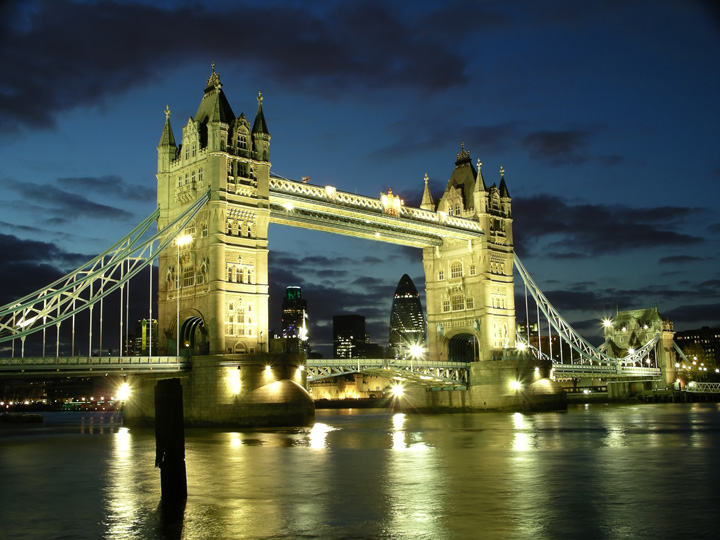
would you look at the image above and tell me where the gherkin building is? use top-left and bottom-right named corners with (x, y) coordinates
top-left (389, 274), bottom-right (427, 358)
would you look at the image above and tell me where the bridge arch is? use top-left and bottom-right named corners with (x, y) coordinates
top-left (446, 332), bottom-right (479, 362)
top-left (178, 310), bottom-right (208, 355)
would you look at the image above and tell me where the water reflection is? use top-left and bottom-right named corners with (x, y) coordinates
top-left (3, 405), bottom-right (720, 539)
top-left (308, 422), bottom-right (336, 449)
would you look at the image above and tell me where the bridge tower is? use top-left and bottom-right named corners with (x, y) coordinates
top-left (422, 145), bottom-right (515, 362)
top-left (156, 65), bottom-right (270, 355)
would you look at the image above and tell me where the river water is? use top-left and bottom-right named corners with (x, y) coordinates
top-left (1, 403), bottom-right (718, 540)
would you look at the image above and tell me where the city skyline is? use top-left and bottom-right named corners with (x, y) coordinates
top-left (1, 0), bottom-right (719, 356)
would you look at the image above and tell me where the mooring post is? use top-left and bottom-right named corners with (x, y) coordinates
top-left (155, 378), bottom-right (187, 500)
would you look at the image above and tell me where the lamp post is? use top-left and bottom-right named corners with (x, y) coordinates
top-left (175, 234), bottom-right (193, 357)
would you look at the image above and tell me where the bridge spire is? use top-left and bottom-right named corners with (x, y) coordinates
top-left (499, 166), bottom-right (510, 198)
top-left (420, 173), bottom-right (434, 211)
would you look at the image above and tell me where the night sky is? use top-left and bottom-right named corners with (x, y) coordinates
top-left (1, 0), bottom-right (718, 357)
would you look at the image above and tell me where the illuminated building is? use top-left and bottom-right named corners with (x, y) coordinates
top-left (388, 274), bottom-right (426, 358)
top-left (675, 326), bottom-right (720, 365)
top-left (281, 286), bottom-right (308, 342)
top-left (333, 315), bottom-right (366, 358)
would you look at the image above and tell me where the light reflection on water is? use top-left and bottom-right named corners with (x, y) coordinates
top-left (1, 403), bottom-right (720, 539)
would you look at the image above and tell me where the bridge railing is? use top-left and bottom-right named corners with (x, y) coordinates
top-left (686, 381), bottom-right (720, 393)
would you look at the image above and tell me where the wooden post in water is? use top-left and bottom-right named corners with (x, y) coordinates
top-left (155, 378), bottom-right (187, 500)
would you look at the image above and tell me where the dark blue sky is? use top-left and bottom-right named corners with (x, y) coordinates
top-left (1, 0), bottom-right (718, 355)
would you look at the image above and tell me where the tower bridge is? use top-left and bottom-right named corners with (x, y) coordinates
top-left (0, 65), bottom-right (683, 424)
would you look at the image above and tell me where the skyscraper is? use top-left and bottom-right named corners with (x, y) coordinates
top-left (388, 274), bottom-right (426, 358)
top-left (333, 315), bottom-right (366, 358)
top-left (281, 286), bottom-right (308, 342)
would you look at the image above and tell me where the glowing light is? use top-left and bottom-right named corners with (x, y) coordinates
top-left (229, 368), bottom-right (241, 395)
top-left (408, 344), bottom-right (425, 359)
top-left (675, 363), bottom-right (680, 368)
top-left (324, 185), bottom-right (336, 198)
top-left (117, 383), bottom-right (131, 401)
top-left (391, 384), bottom-right (404, 398)
top-left (283, 202), bottom-right (294, 211)
top-left (517, 342), bottom-right (527, 351)
top-left (175, 234), bottom-right (192, 247)
top-left (627, 348), bottom-right (635, 355)
top-left (265, 365), bottom-right (272, 372)
top-left (510, 380), bottom-right (522, 391)
top-left (603, 319), bottom-right (613, 328)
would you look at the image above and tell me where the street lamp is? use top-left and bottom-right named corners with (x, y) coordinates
top-left (175, 234), bottom-right (192, 357)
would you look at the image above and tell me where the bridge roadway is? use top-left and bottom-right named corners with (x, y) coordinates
top-left (0, 356), bottom-right (188, 377)
top-left (307, 358), bottom-right (663, 387)
top-left (0, 356), bottom-right (661, 384)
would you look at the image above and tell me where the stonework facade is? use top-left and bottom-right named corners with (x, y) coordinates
top-left (156, 65), bottom-right (270, 355)
top-left (423, 146), bottom-right (516, 362)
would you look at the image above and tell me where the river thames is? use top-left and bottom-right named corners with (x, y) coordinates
top-left (1, 403), bottom-right (718, 539)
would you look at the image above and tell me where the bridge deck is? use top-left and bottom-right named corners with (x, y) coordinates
top-left (0, 356), bottom-right (189, 376)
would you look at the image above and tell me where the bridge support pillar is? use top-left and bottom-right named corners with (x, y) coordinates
top-left (125, 354), bottom-right (314, 428)
top-left (155, 379), bottom-right (187, 500)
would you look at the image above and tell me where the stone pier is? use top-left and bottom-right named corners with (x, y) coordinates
top-left (124, 353), bottom-right (314, 427)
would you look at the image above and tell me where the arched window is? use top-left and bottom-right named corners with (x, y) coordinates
top-left (182, 260), bottom-right (194, 287)
top-left (450, 261), bottom-right (462, 279)
top-left (455, 203), bottom-right (461, 215)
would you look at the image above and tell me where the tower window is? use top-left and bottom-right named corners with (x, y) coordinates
top-left (198, 168), bottom-right (203, 183)
top-left (442, 299), bottom-right (450, 312)
top-left (450, 261), bottom-right (462, 279)
top-left (470, 264), bottom-right (476, 276)
top-left (451, 295), bottom-right (464, 311)
top-left (438, 269), bottom-right (445, 281)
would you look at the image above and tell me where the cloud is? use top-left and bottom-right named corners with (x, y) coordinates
top-left (3, 178), bottom-right (134, 222)
top-left (659, 255), bottom-right (707, 265)
top-left (522, 127), bottom-right (599, 166)
top-left (58, 175), bottom-right (155, 202)
top-left (513, 194), bottom-right (706, 257)
top-left (0, 233), bottom-right (89, 305)
top-left (0, 0), bottom-right (473, 134)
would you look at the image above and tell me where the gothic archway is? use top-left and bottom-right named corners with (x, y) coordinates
top-left (180, 315), bottom-right (209, 355)
top-left (447, 334), bottom-right (478, 362)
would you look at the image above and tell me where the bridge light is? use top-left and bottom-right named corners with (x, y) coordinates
top-left (283, 202), bottom-right (294, 211)
top-left (408, 344), bottom-right (425, 359)
top-left (117, 383), bottom-right (131, 401)
top-left (602, 319), bottom-right (612, 328)
top-left (627, 348), bottom-right (635, 355)
top-left (176, 234), bottom-right (193, 247)
top-left (517, 342), bottom-right (527, 351)
top-left (391, 384), bottom-right (404, 398)
top-left (229, 368), bottom-right (241, 395)
top-left (510, 380), bottom-right (522, 391)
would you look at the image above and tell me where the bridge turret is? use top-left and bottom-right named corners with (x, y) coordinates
top-left (472, 158), bottom-right (487, 216)
top-left (157, 105), bottom-right (178, 220)
top-left (420, 173), bottom-right (435, 211)
top-left (252, 92), bottom-right (270, 163)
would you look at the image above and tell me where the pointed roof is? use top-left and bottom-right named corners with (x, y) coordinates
top-left (253, 92), bottom-right (270, 135)
top-left (421, 173), bottom-right (434, 210)
top-left (499, 166), bottom-right (510, 198)
top-left (158, 105), bottom-right (177, 148)
top-left (474, 158), bottom-right (486, 193)
top-left (194, 62), bottom-right (235, 124)
top-left (252, 91), bottom-right (269, 135)
top-left (394, 274), bottom-right (420, 298)
top-left (442, 142), bottom-right (478, 208)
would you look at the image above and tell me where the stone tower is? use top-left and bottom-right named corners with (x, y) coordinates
top-left (423, 145), bottom-right (515, 362)
top-left (156, 64), bottom-right (271, 355)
